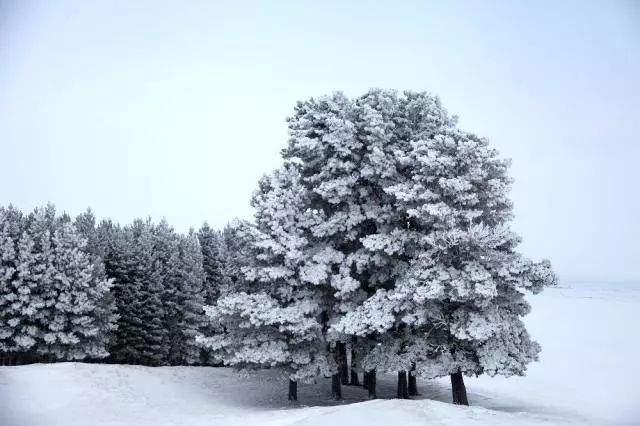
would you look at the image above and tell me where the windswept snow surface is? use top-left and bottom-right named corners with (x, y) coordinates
top-left (1, 282), bottom-right (639, 425)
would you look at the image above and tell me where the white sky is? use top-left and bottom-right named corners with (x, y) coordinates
top-left (1, 1), bottom-right (638, 281)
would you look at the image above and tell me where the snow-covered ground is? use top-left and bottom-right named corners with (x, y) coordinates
top-left (1, 282), bottom-right (638, 426)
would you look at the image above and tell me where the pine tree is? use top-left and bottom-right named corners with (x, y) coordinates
top-left (199, 167), bottom-right (332, 401)
top-left (324, 90), bottom-right (557, 405)
top-left (281, 93), bottom-right (371, 399)
top-left (177, 231), bottom-right (206, 365)
top-left (197, 222), bottom-right (225, 305)
top-left (0, 206), bottom-right (24, 363)
top-left (74, 209), bottom-right (103, 258)
top-left (153, 219), bottom-right (182, 365)
top-left (38, 221), bottom-right (115, 360)
top-left (100, 219), bottom-right (167, 365)
top-left (96, 219), bottom-right (136, 363)
top-left (9, 206), bottom-right (59, 362)
top-left (74, 209), bottom-right (119, 361)
top-left (278, 89), bottom-right (556, 404)
top-left (6, 230), bottom-right (44, 362)
top-left (128, 219), bottom-right (168, 365)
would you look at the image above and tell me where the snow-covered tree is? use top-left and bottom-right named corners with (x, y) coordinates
top-left (324, 90), bottom-right (557, 404)
top-left (8, 205), bottom-right (59, 362)
top-left (73, 210), bottom-right (119, 360)
top-left (177, 231), bottom-right (206, 365)
top-left (1, 205), bottom-right (118, 363)
top-left (37, 221), bottom-right (116, 360)
top-left (199, 166), bottom-right (332, 401)
top-left (95, 219), bottom-right (136, 362)
top-left (126, 219), bottom-right (168, 365)
top-left (153, 220), bottom-right (183, 365)
top-left (102, 219), bottom-right (167, 365)
top-left (74, 209), bottom-right (103, 258)
top-left (0, 206), bottom-right (24, 362)
top-left (197, 223), bottom-right (225, 306)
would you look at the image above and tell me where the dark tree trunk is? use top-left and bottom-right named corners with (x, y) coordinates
top-left (408, 364), bottom-right (419, 396)
top-left (288, 379), bottom-right (297, 401)
top-left (349, 339), bottom-right (360, 386)
top-left (451, 371), bottom-right (469, 405)
top-left (363, 371), bottom-right (369, 389)
top-left (331, 374), bottom-right (342, 400)
top-left (367, 369), bottom-right (377, 399)
top-left (337, 342), bottom-right (349, 385)
top-left (350, 369), bottom-right (360, 386)
top-left (397, 371), bottom-right (409, 399)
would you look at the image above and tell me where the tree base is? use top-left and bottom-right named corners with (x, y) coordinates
top-left (331, 374), bottom-right (343, 400)
top-left (397, 371), bottom-right (409, 399)
top-left (288, 379), bottom-right (297, 402)
top-left (367, 369), bottom-right (377, 399)
top-left (349, 369), bottom-right (360, 386)
top-left (451, 371), bottom-right (469, 406)
top-left (408, 372), bottom-right (419, 396)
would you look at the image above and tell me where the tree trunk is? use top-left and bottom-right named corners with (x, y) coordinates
top-left (363, 371), bottom-right (369, 389)
top-left (337, 342), bottom-right (349, 385)
top-left (408, 364), bottom-right (419, 396)
top-left (331, 374), bottom-right (342, 400)
top-left (349, 341), bottom-right (360, 386)
top-left (288, 379), bottom-right (297, 401)
top-left (367, 369), bottom-right (377, 399)
top-left (350, 369), bottom-right (360, 386)
top-left (451, 371), bottom-right (469, 405)
top-left (397, 371), bottom-right (409, 399)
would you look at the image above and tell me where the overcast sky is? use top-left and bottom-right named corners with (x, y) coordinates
top-left (1, 1), bottom-right (638, 282)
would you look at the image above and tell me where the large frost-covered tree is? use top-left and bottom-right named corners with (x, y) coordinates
top-left (279, 93), bottom-right (385, 399)
top-left (217, 89), bottom-right (556, 403)
top-left (323, 90), bottom-right (557, 404)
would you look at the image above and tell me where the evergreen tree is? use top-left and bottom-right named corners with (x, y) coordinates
top-left (0, 206), bottom-right (24, 362)
top-left (38, 221), bottom-right (115, 360)
top-left (177, 231), bottom-right (206, 365)
top-left (12, 206), bottom-right (58, 362)
top-left (74, 209), bottom-right (119, 360)
top-left (197, 222), bottom-right (225, 306)
top-left (127, 219), bottom-right (168, 365)
top-left (74, 209), bottom-right (103, 258)
top-left (256, 89), bottom-right (557, 402)
top-left (96, 219), bottom-right (136, 363)
top-left (199, 167), bottom-right (332, 401)
top-left (100, 219), bottom-right (167, 365)
top-left (326, 90), bottom-right (557, 404)
top-left (154, 219), bottom-right (182, 365)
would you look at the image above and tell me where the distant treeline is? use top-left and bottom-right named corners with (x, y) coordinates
top-left (0, 203), bottom-right (237, 366)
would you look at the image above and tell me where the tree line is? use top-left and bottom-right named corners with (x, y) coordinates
top-left (0, 204), bottom-right (237, 367)
top-left (0, 89), bottom-right (556, 406)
